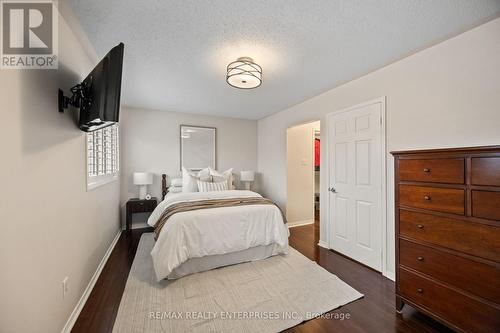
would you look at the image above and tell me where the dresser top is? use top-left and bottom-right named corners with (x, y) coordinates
top-left (390, 145), bottom-right (500, 156)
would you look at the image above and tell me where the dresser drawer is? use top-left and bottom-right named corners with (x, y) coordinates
top-left (471, 157), bottom-right (500, 186)
top-left (399, 210), bottom-right (500, 262)
top-left (399, 239), bottom-right (500, 303)
top-left (398, 158), bottom-right (464, 184)
top-left (399, 268), bottom-right (500, 333)
top-left (399, 185), bottom-right (464, 215)
top-left (472, 190), bottom-right (500, 221)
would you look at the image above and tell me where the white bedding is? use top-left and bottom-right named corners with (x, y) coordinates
top-left (168, 244), bottom-right (280, 279)
top-left (147, 190), bottom-right (289, 280)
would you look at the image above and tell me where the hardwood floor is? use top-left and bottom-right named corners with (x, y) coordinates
top-left (72, 224), bottom-right (453, 333)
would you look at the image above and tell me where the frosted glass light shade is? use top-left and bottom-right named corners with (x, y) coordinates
top-left (226, 57), bottom-right (262, 89)
top-left (133, 172), bottom-right (153, 185)
top-left (240, 171), bottom-right (255, 182)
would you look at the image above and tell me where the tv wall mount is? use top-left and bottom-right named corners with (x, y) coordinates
top-left (58, 78), bottom-right (93, 113)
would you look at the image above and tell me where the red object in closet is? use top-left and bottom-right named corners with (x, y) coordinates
top-left (315, 139), bottom-right (320, 167)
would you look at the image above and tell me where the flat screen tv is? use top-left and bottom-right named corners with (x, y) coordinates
top-left (59, 42), bottom-right (124, 132)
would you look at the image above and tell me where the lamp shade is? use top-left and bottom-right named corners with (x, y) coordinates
top-left (226, 57), bottom-right (262, 89)
top-left (133, 172), bottom-right (153, 185)
top-left (240, 171), bottom-right (255, 182)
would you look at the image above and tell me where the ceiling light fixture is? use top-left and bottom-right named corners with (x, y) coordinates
top-left (226, 57), bottom-right (262, 89)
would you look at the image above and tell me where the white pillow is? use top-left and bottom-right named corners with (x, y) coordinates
top-left (182, 167), bottom-right (210, 192)
top-left (197, 180), bottom-right (228, 192)
top-left (170, 178), bottom-right (183, 187)
top-left (208, 167), bottom-right (234, 190)
top-left (169, 186), bottom-right (182, 193)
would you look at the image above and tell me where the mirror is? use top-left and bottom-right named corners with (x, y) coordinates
top-left (180, 125), bottom-right (216, 170)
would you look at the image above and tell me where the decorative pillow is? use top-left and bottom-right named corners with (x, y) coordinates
top-left (169, 186), bottom-right (182, 193)
top-left (208, 167), bottom-right (234, 190)
top-left (170, 178), bottom-right (183, 187)
top-left (197, 180), bottom-right (228, 192)
top-left (182, 167), bottom-right (210, 192)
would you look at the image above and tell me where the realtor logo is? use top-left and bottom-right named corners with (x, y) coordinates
top-left (1, 0), bottom-right (58, 69)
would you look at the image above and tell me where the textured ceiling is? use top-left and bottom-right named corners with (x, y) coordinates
top-left (68, 0), bottom-right (500, 120)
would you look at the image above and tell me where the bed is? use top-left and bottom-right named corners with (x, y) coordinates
top-left (146, 174), bottom-right (289, 281)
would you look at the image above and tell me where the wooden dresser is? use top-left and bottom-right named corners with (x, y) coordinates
top-left (392, 146), bottom-right (500, 333)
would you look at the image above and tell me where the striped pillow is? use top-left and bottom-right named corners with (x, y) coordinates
top-left (197, 180), bottom-right (228, 192)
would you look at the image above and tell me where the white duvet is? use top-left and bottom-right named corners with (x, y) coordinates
top-left (147, 190), bottom-right (289, 281)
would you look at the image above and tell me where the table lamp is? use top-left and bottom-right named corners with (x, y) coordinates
top-left (133, 172), bottom-right (153, 199)
top-left (240, 171), bottom-right (255, 190)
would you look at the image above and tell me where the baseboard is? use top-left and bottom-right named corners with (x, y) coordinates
top-left (317, 240), bottom-right (329, 249)
top-left (61, 230), bottom-right (122, 333)
top-left (287, 219), bottom-right (314, 228)
top-left (384, 270), bottom-right (396, 281)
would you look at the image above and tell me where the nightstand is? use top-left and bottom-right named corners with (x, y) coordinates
top-left (126, 198), bottom-right (157, 231)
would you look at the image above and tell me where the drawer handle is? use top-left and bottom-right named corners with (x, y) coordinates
top-left (417, 288), bottom-right (423, 294)
top-left (417, 224), bottom-right (424, 229)
top-left (423, 195), bottom-right (431, 201)
top-left (139, 202), bottom-right (144, 206)
top-left (417, 256), bottom-right (424, 261)
top-left (423, 168), bottom-right (431, 173)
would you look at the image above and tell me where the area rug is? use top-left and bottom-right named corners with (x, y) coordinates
top-left (112, 233), bottom-right (363, 333)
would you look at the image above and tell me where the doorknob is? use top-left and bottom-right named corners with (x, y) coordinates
top-left (330, 187), bottom-right (337, 193)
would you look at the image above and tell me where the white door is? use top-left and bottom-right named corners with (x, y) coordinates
top-left (327, 101), bottom-right (383, 271)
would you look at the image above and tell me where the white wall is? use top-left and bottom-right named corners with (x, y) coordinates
top-left (120, 107), bottom-right (258, 226)
top-left (286, 121), bottom-right (320, 224)
top-left (257, 18), bottom-right (500, 278)
top-left (0, 2), bottom-right (121, 333)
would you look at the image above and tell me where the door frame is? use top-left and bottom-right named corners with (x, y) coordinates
top-left (324, 97), bottom-right (389, 278)
top-left (285, 120), bottom-right (320, 227)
